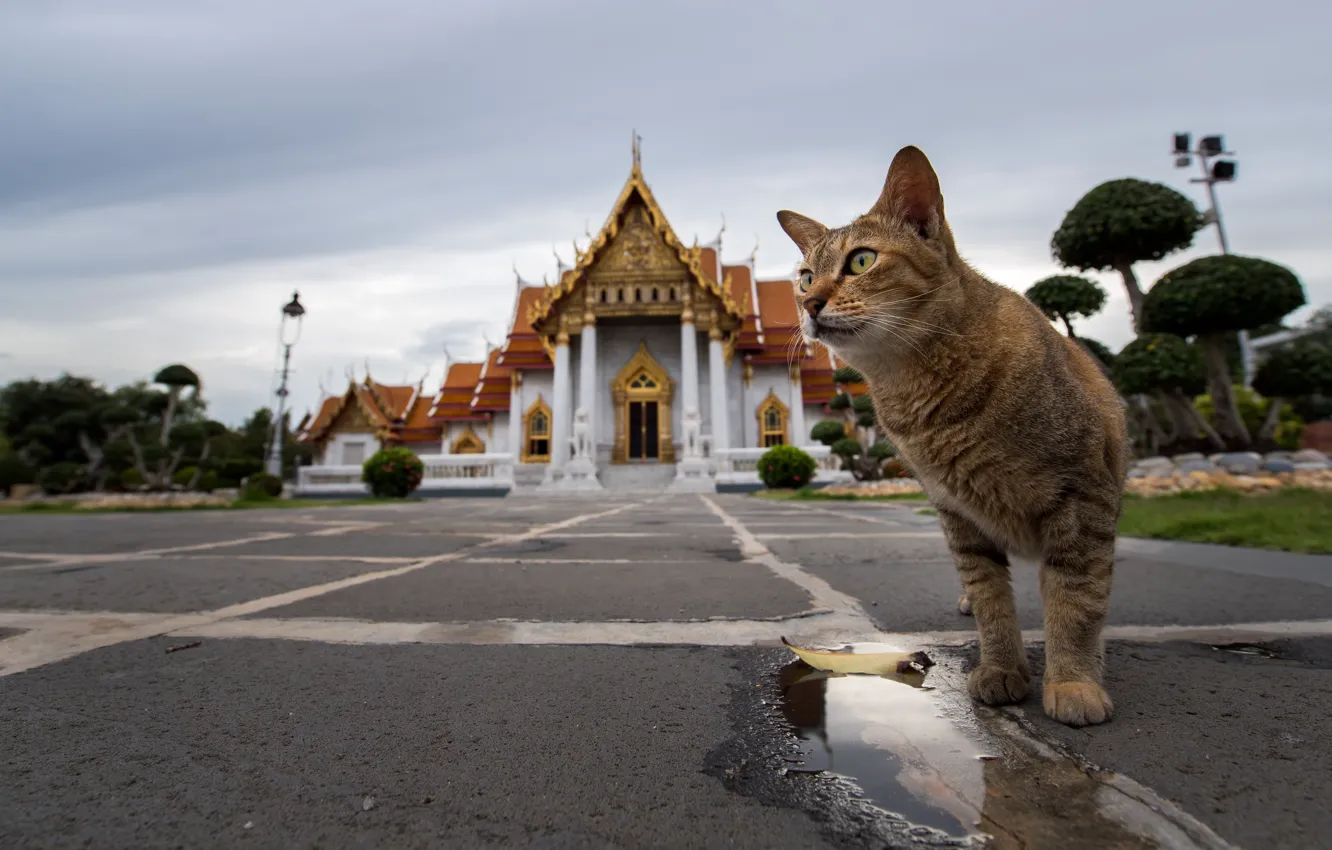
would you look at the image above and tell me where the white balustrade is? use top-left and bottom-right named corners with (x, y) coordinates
top-left (713, 445), bottom-right (851, 486)
top-left (295, 453), bottom-right (515, 496)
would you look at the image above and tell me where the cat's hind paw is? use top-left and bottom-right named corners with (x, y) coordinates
top-left (967, 664), bottom-right (1029, 705)
top-left (1043, 682), bottom-right (1114, 727)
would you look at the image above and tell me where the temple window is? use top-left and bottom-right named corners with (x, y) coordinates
top-left (757, 392), bottom-right (789, 448)
top-left (634, 287), bottom-right (642, 303)
top-left (669, 286), bottom-right (677, 301)
top-left (617, 288), bottom-right (625, 303)
top-left (600, 289), bottom-right (608, 304)
top-left (651, 287), bottom-right (659, 302)
top-left (523, 397), bottom-right (552, 463)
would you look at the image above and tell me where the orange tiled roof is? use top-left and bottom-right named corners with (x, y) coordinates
top-left (471, 348), bottom-right (512, 413)
top-left (724, 264), bottom-right (764, 352)
top-left (429, 362), bottom-right (488, 422)
top-left (498, 286), bottom-right (554, 372)
top-left (756, 278), bottom-right (799, 328)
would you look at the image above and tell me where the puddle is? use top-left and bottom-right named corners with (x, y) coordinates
top-left (778, 643), bottom-right (988, 842)
top-left (1210, 642), bottom-right (1282, 659)
top-left (773, 642), bottom-right (1233, 849)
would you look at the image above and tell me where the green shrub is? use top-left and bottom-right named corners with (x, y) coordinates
top-left (362, 447), bottom-right (424, 498)
top-left (757, 445), bottom-right (817, 490)
top-left (173, 466), bottom-right (199, 488)
top-left (0, 454), bottom-right (36, 496)
top-left (120, 467), bottom-right (145, 489)
top-left (827, 393), bottom-right (851, 411)
top-left (38, 462), bottom-right (83, 495)
top-left (242, 472), bottom-right (283, 501)
top-left (221, 457), bottom-right (264, 488)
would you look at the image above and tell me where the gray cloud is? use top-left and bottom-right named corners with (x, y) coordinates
top-left (1, 0), bottom-right (1329, 423)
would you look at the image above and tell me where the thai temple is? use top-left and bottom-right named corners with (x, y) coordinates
top-left (294, 140), bottom-right (851, 493)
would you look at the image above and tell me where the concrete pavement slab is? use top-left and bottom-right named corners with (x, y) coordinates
top-left (768, 537), bottom-right (1332, 632)
top-left (0, 557), bottom-right (396, 613)
top-left (0, 638), bottom-right (840, 850)
top-left (0, 514), bottom-right (295, 554)
top-left (221, 533), bottom-right (489, 559)
top-left (957, 638), bottom-right (1332, 850)
top-left (247, 559), bottom-right (816, 622)
top-left (481, 534), bottom-right (747, 563)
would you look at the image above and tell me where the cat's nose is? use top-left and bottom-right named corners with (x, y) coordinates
top-left (803, 296), bottom-right (827, 318)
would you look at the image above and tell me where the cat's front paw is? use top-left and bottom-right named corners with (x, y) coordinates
top-left (1043, 682), bottom-right (1114, 726)
top-left (967, 664), bottom-right (1030, 705)
top-left (957, 594), bottom-right (973, 616)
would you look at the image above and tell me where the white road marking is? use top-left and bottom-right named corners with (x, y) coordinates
top-left (700, 495), bottom-right (876, 628)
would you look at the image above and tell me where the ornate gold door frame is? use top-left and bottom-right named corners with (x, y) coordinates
top-left (611, 341), bottom-right (674, 464)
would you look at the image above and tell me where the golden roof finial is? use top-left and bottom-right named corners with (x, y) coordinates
top-left (631, 129), bottom-right (642, 171)
top-left (749, 234), bottom-right (760, 266)
top-left (584, 219), bottom-right (592, 239)
top-left (552, 244), bottom-right (567, 273)
top-left (572, 239), bottom-right (582, 262)
top-left (713, 213), bottom-right (726, 247)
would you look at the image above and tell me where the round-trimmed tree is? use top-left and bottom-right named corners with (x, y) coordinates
top-left (1142, 255), bottom-right (1306, 448)
top-left (1080, 338), bottom-right (1116, 370)
top-left (1051, 179), bottom-right (1204, 332)
top-left (1113, 333), bottom-right (1216, 454)
top-left (1024, 274), bottom-right (1107, 338)
top-left (153, 364), bottom-right (201, 447)
top-left (1252, 339), bottom-right (1332, 443)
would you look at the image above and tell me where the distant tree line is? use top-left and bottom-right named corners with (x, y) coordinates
top-left (0, 366), bottom-right (312, 496)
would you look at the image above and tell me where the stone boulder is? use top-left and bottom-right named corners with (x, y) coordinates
top-left (1215, 452), bottom-right (1261, 476)
top-left (1262, 459), bottom-right (1297, 474)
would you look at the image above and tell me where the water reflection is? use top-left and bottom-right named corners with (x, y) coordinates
top-left (778, 650), bottom-right (988, 839)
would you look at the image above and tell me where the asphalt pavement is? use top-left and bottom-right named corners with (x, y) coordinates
top-left (2, 494), bottom-right (1330, 849)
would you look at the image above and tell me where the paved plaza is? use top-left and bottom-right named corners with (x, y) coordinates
top-left (3, 495), bottom-right (1332, 849)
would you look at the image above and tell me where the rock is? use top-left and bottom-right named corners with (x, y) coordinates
top-left (1264, 451), bottom-right (1293, 461)
top-left (1173, 452), bottom-right (1206, 463)
top-left (1177, 460), bottom-right (1219, 475)
top-left (1127, 469), bottom-right (1147, 479)
top-left (1216, 453), bottom-right (1260, 475)
top-left (1139, 455), bottom-right (1175, 468)
top-left (1292, 449), bottom-right (1330, 465)
top-left (1262, 459), bottom-right (1296, 474)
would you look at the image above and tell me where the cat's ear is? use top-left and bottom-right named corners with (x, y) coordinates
top-left (776, 210), bottom-right (828, 255)
top-left (868, 146), bottom-right (944, 239)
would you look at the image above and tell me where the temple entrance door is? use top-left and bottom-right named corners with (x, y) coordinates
top-left (627, 400), bottom-right (660, 461)
top-left (611, 341), bottom-right (675, 464)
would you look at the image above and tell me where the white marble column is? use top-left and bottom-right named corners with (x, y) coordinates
top-left (549, 330), bottom-right (572, 474)
top-left (508, 375), bottom-right (522, 457)
top-left (680, 320), bottom-right (700, 415)
top-left (707, 328), bottom-right (728, 454)
top-left (790, 367), bottom-right (807, 446)
top-left (578, 319), bottom-right (597, 445)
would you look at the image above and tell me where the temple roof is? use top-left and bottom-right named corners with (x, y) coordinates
top-left (428, 362), bottom-right (487, 421)
top-left (524, 158), bottom-right (745, 337)
top-left (298, 375), bottom-right (441, 444)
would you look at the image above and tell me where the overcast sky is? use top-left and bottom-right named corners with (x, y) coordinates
top-left (2, 0), bottom-right (1328, 425)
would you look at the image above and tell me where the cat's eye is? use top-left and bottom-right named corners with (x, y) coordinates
top-left (798, 271), bottom-right (814, 291)
top-left (846, 249), bottom-right (877, 275)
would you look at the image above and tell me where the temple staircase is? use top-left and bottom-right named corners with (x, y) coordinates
top-left (598, 463), bottom-right (680, 492)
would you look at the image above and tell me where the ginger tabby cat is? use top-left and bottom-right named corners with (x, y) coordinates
top-left (777, 146), bottom-right (1128, 727)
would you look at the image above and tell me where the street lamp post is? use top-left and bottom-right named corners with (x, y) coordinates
top-left (265, 292), bottom-right (306, 478)
top-left (1171, 133), bottom-right (1251, 382)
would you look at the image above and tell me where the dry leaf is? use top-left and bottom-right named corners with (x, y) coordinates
top-left (781, 636), bottom-right (934, 676)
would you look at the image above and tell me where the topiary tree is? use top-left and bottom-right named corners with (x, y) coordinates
top-left (153, 364), bottom-right (201, 446)
top-left (1113, 333), bottom-right (1221, 453)
top-left (810, 419), bottom-right (847, 447)
top-left (1051, 179), bottom-right (1204, 332)
top-left (1080, 338), bottom-right (1116, 370)
top-left (1142, 254), bottom-right (1306, 448)
top-left (1252, 339), bottom-right (1332, 444)
top-left (1024, 274), bottom-right (1107, 338)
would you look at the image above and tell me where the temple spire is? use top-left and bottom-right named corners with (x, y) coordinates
top-left (631, 130), bottom-right (642, 172)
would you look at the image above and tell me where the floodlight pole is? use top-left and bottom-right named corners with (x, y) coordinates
top-left (1173, 133), bottom-right (1250, 383)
